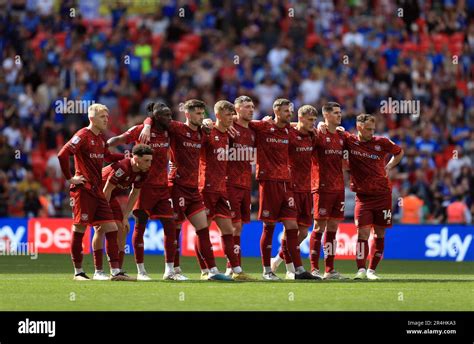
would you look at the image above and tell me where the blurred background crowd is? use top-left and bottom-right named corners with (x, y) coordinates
top-left (0, 0), bottom-right (473, 224)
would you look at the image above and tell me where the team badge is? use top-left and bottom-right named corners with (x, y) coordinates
top-left (81, 213), bottom-right (89, 221)
top-left (91, 140), bottom-right (94, 145)
top-left (215, 136), bottom-right (219, 141)
top-left (262, 210), bottom-right (270, 217)
top-left (319, 208), bottom-right (327, 216)
top-left (375, 145), bottom-right (381, 151)
top-left (186, 132), bottom-right (191, 138)
top-left (115, 168), bottom-right (125, 177)
top-left (71, 136), bottom-right (81, 145)
top-left (270, 127), bottom-right (275, 132)
top-left (326, 137), bottom-right (331, 142)
top-left (297, 136), bottom-right (302, 140)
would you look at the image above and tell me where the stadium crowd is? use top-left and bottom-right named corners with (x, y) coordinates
top-left (0, 0), bottom-right (472, 224)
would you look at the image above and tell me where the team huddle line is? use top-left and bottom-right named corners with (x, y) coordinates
top-left (57, 96), bottom-right (403, 282)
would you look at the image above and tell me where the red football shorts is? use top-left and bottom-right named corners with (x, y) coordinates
top-left (355, 192), bottom-right (393, 228)
top-left (202, 191), bottom-right (232, 220)
top-left (313, 191), bottom-right (345, 220)
top-left (294, 191), bottom-right (313, 227)
top-left (70, 188), bottom-right (114, 226)
top-left (171, 183), bottom-right (206, 224)
top-left (134, 186), bottom-right (174, 219)
top-left (258, 181), bottom-right (297, 222)
top-left (227, 185), bottom-right (251, 224)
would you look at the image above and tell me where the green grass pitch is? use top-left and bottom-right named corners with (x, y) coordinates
top-left (0, 255), bottom-right (473, 311)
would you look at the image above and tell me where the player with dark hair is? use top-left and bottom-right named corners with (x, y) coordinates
top-left (345, 114), bottom-right (404, 280)
top-left (222, 95), bottom-right (256, 274)
top-left (309, 102), bottom-right (348, 279)
top-left (107, 102), bottom-right (183, 280)
top-left (140, 100), bottom-right (231, 280)
top-left (91, 144), bottom-right (153, 280)
top-left (250, 99), bottom-right (318, 280)
top-left (198, 100), bottom-right (253, 280)
top-left (270, 105), bottom-right (323, 279)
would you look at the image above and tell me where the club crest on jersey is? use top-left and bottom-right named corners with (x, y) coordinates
top-left (71, 136), bottom-right (81, 145)
top-left (374, 145), bottom-right (381, 151)
top-left (214, 136), bottom-right (219, 141)
top-left (297, 136), bottom-right (302, 140)
top-left (319, 208), bottom-right (327, 216)
top-left (270, 127), bottom-right (275, 132)
top-left (262, 210), bottom-right (270, 217)
top-left (91, 140), bottom-right (95, 145)
top-left (151, 133), bottom-right (156, 137)
top-left (81, 213), bottom-right (88, 221)
top-left (135, 176), bottom-right (141, 181)
top-left (115, 168), bottom-right (125, 178)
top-left (326, 137), bottom-right (331, 142)
top-left (340, 139), bottom-right (343, 145)
top-left (186, 132), bottom-right (191, 138)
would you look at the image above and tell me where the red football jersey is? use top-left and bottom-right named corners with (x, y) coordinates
top-left (249, 121), bottom-right (291, 182)
top-left (311, 130), bottom-right (346, 193)
top-left (226, 122), bottom-right (256, 190)
top-left (102, 158), bottom-right (148, 198)
top-left (199, 127), bottom-right (229, 193)
top-left (289, 127), bottom-right (313, 192)
top-left (123, 124), bottom-right (169, 188)
top-left (60, 128), bottom-right (116, 195)
top-left (168, 120), bottom-right (203, 188)
top-left (344, 133), bottom-right (402, 194)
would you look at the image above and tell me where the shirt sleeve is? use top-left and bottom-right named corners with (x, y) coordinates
top-left (123, 125), bottom-right (141, 144)
top-left (107, 162), bottom-right (126, 186)
top-left (168, 120), bottom-right (181, 134)
top-left (383, 137), bottom-right (402, 155)
top-left (248, 120), bottom-right (270, 132)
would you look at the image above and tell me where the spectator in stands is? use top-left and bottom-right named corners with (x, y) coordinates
top-left (447, 195), bottom-right (472, 224)
top-left (400, 187), bottom-right (425, 224)
top-left (23, 190), bottom-right (41, 218)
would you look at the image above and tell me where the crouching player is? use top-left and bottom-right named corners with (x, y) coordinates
top-left (91, 144), bottom-right (152, 280)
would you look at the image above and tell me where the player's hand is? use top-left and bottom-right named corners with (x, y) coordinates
top-left (202, 119), bottom-right (214, 134)
top-left (336, 126), bottom-right (345, 132)
top-left (122, 218), bottom-right (130, 234)
top-left (262, 115), bottom-right (274, 123)
top-left (139, 124), bottom-right (151, 143)
top-left (227, 125), bottom-right (238, 138)
top-left (317, 121), bottom-right (328, 134)
top-left (69, 175), bottom-right (86, 185)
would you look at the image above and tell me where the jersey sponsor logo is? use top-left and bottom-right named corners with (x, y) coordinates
top-left (183, 142), bottom-right (201, 149)
top-left (150, 142), bottom-right (169, 148)
top-left (266, 138), bottom-right (289, 144)
top-left (425, 227), bottom-right (472, 262)
top-left (89, 153), bottom-right (104, 159)
top-left (71, 135), bottom-right (81, 145)
top-left (296, 146), bottom-right (313, 152)
top-left (350, 150), bottom-right (381, 160)
top-left (115, 168), bottom-right (125, 178)
top-left (324, 149), bottom-right (342, 155)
